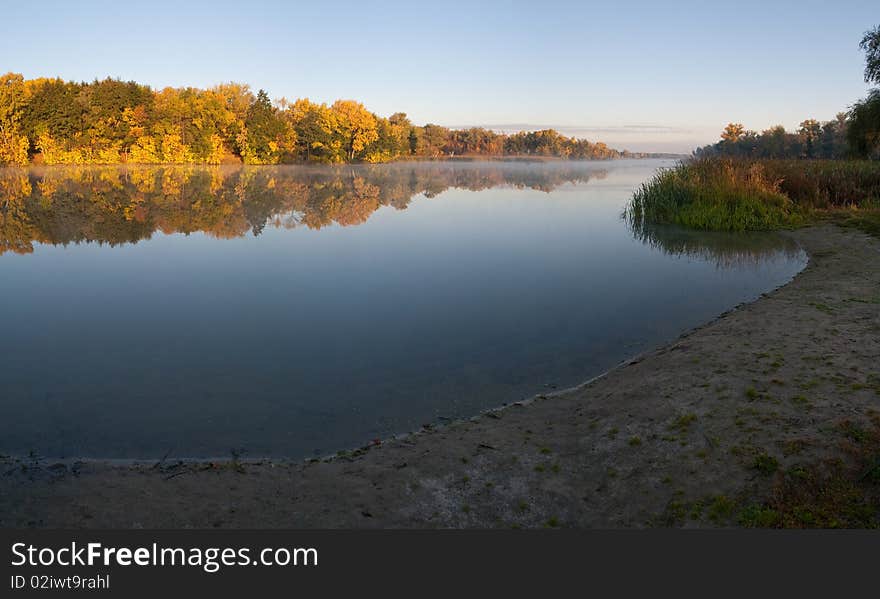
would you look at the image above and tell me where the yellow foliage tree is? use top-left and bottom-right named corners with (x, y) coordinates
top-left (0, 73), bottom-right (30, 165)
top-left (160, 133), bottom-right (193, 163)
top-left (129, 136), bottom-right (163, 163)
top-left (721, 123), bottom-right (745, 143)
top-left (330, 100), bottom-right (378, 161)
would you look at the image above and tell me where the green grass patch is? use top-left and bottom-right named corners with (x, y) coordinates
top-left (809, 302), bottom-right (834, 314)
top-left (747, 414), bottom-right (880, 528)
top-left (707, 495), bottom-right (737, 523)
top-left (626, 158), bottom-right (804, 232)
top-left (833, 208), bottom-right (880, 238)
top-left (752, 453), bottom-right (780, 476)
top-left (627, 158), bottom-right (880, 233)
top-left (738, 504), bottom-right (782, 528)
top-left (669, 413), bottom-right (697, 433)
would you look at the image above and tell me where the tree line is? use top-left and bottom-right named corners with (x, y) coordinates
top-left (0, 74), bottom-right (638, 166)
top-left (695, 116), bottom-right (850, 159)
top-left (696, 25), bottom-right (880, 160)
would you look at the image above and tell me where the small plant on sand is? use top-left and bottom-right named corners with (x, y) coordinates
top-left (669, 413), bottom-right (698, 433)
top-left (738, 504), bottom-right (782, 528)
top-left (707, 495), bottom-right (737, 523)
top-left (744, 415), bottom-right (880, 528)
top-left (752, 453), bottom-right (780, 476)
top-left (809, 302), bottom-right (834, 314)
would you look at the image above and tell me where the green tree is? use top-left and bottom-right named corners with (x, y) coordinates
top-left (21, 79), bottom-right (83, 154)
top-left (848, 25), bottom-right (880, 157)
top-left (798, 119), bottom-right (821, 158)
top-left (240, 90), bottom-right (294, 164)
top-left (860, 25), bottom-right (880, 85)
top-left (848, 89), bottom-right (880, 158)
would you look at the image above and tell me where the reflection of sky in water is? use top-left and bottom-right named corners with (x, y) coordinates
top-left (0, 161), bottom-right (806, 458)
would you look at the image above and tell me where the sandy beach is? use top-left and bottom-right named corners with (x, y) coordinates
top-left (2, 224), bottom-right (878, 528)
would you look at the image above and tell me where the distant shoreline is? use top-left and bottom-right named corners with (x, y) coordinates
top-left (9, 153), bottom-right (687, 168)
top-left (3, 224), bottom-right (878, 528)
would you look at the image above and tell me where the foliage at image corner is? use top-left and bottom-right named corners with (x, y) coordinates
top-left (626, 25), bottom-right (880, 233)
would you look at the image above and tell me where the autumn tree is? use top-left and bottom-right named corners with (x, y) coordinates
top-left (415, 124), bottom-right (450, 157)
top-left (284, 98), bottom-right (336, 162)
top-left (329, 100), bottom-right (378, 161)
top-left (720, 123), bottom-right (745, 143)
top-left (0, 73), bottom-right (29, 165)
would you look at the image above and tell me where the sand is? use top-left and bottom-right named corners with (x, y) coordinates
top-left (2, 224), bottom-right (878, 528)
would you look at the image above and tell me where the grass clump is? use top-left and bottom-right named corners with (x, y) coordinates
top-left (707, 495), bottom-right (737, 523)
top-left (669, 413), bottom-right (698, 433)
top-left (746, 415), bottom-right (880, 528)
top-left (767, 160), bottom-right (880, 209)
top-left (738, 504), bottom-right (782, 528)
top-left (626, 158), bottom-right (880, 233)
top-left (834, 209), bottom-right (880, 238)
top-left (626, 158), bottom-right (802, 232)
top-left (752, 452), bottom-right (780, 476)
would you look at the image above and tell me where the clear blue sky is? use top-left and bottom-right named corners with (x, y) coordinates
top-left (2, 0), bottom-right (877, 152)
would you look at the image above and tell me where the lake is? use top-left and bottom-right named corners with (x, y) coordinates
top-left (0, 160), bottom-right (807, 459)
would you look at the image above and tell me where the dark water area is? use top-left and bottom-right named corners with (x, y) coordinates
top-left (0, 160), bottom-right (806, 458)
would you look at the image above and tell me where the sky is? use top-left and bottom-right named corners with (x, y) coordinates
top-left (2, 0), bottom-right (878, 152)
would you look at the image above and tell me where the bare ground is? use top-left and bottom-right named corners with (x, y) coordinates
top-left (2, 224), bottom-right (878, 528)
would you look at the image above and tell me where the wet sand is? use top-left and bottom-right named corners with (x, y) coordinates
top-left (2, 224), bottom-right (878, 528)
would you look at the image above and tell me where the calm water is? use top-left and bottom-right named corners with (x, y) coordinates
top-left (0, 160), bottom-right (806, 459)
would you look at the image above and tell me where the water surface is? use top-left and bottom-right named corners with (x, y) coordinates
top-left (0, 160), bottom-right (806, 458)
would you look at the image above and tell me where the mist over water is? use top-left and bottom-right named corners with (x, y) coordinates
top-left (0, 160), bottom-right (806, 458)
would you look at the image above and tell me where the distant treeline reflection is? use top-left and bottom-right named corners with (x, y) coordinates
top-left (0, 163), bottom-right (608, 255)
top-left (628, 220), bottom-right (803, 268)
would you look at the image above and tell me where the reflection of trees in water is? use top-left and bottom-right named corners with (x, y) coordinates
top-left (0, 163), bottom-right (608, 255)
top-left (627, 219), bottom-right (804, 269)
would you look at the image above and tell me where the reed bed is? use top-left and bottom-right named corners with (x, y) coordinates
top-left (627, 158), bottom-right (880, 231)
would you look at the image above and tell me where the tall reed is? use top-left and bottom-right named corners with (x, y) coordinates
top-left (626, 158), bottom-right (880, 232)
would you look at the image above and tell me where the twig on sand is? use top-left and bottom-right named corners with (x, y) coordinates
top-left (152, 449), bottom-right (172, 470)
